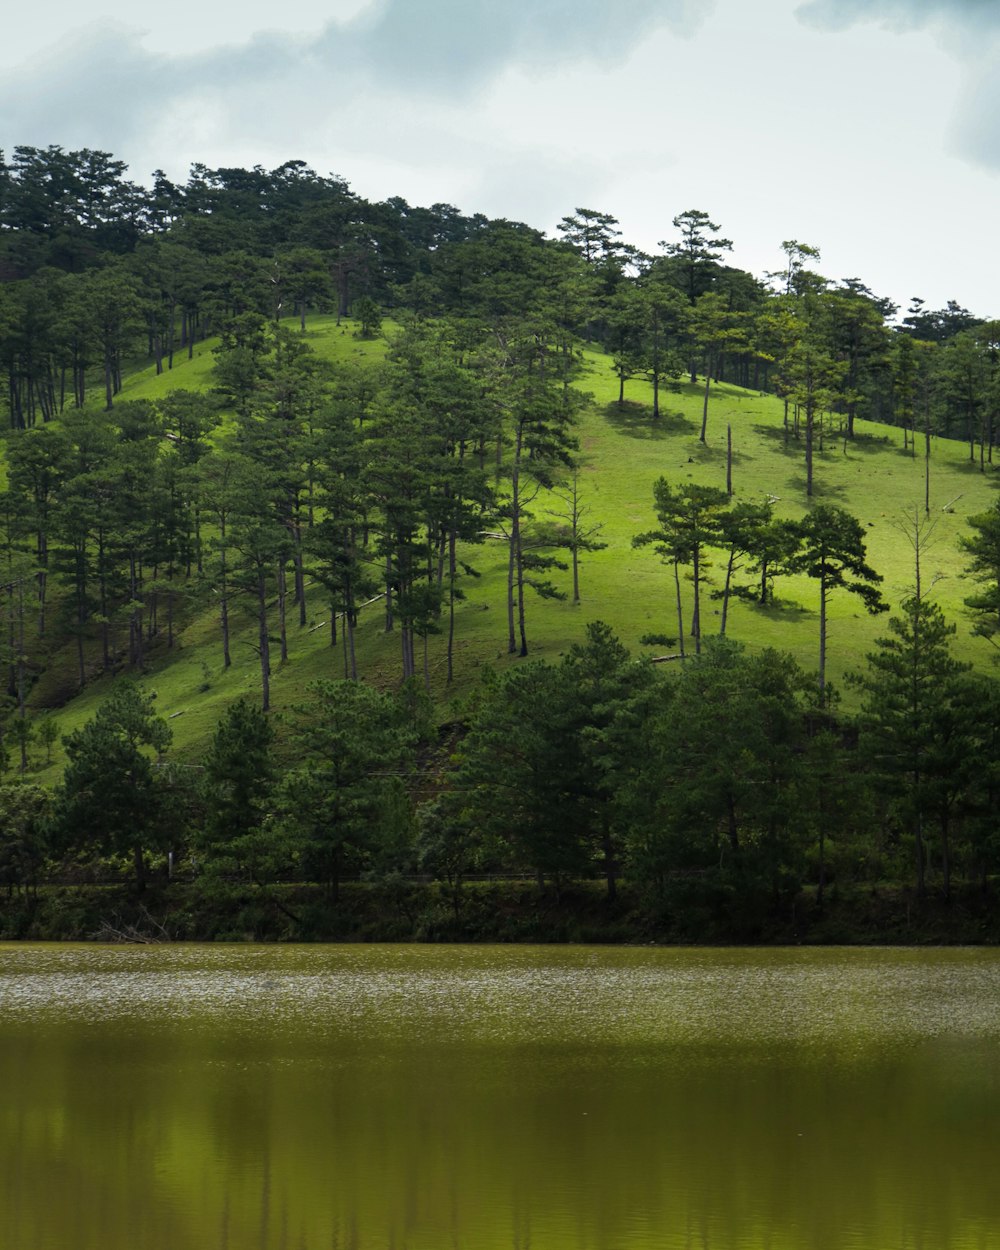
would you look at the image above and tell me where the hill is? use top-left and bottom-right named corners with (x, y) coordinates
top-left (18, 310), bottom-right (998, 785)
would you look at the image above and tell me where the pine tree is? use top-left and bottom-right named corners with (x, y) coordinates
top-left (852, 596), bottom-right (971, 899)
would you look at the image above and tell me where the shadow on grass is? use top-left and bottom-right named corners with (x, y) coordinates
top-left (673, 380), bottom-right (708, 401)
top-left (686, 435), bottom-right (755, 468)
top-left (839, 431), bottom-right (894, 456)
top-left (944, 456), bottom-right (1000, 488)
top-left (752, 596), bottom-right (812, 622)
top-left (889, 442), bottom-right (929, 464)
top-left (864, 428), bottom-right (980, 463)
top-left (784, 472), bottom-right (849, 502)
top-left (711, 588), bottom-right (811, 621)
top-left (602, 400), bottom-right (697, 440)
top-left (752, 423), bottom-right (804, 458)
top-left (752, 422), bottom-right (893, 463)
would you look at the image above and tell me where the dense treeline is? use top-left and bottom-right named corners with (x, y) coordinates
top-left (2, 144), bottom-right (996, 453)
top-left (2, 142), bottom-right (1000, 937)
top-left (4, 609), bottom-right (1000, 938)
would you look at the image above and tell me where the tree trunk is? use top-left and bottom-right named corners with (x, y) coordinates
top-left (220, 548), bottom-right (231, 669)
top-left (816, 816), bottom-right (826, 909)
top-left (277, 563), bottom-right (288, 663)
top-left (129, 552), bottom-right (143, 671)
top-left (508, 423), bottom-right (524, 655)
top-left (602, 824), bottom-right (617, 902)
top-left (347, 609), bottom-right (357, 680)
top-left (727, 794), bottom-right (739, 853)
top-left (700, 361), bottom-right (711, 443)
top-left (75, 554), bottom-right (87, 689)
top-left (818, 577), bottom-right (827, 703)
top-left (692, 542), bottom-right (702, 654)
top-left (36, 531), bottom-right (48, 636)
top-left (720, 548), bottom-right (736, 636)
top-left (447, 528), bottom-right (457, 684)
top-left (133, 842), bottom-right (147, 893)
top-left (257, 565), bottom-right (271, 712)
top-left (925, 410), bottom-right (932, 516)
top-left (726, 423), bottom-right (733, 496)
top-left (517, 540), bottom-right (529, 659)
top-left (295, 545), bottom-right (307, 628)
top-left (940, 810), bottom-right (951, 903)
top-left (674, 557), bottom-right (686, 660)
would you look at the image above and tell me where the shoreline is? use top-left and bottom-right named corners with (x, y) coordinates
top-left (3, 879), bottom-right (997, 946)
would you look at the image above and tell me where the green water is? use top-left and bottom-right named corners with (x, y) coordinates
top-left (2, 944), bottom-right (1000, 1249)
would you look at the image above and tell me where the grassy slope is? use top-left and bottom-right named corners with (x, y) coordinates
top-left (23, 314), bottom-right (1000, 782)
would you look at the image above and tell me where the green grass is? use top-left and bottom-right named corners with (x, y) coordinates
top-left (18, 313), bottom-right (1000, 782)
top-left (563, 365), bottom-right (996, 685)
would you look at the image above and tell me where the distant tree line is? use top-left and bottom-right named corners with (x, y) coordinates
top-left (2, 145), bottom-right (997, 460)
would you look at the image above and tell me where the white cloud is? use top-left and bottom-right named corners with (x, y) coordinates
top-left (0, 0), bottom-right (712, 174)
top-left (797, 0), bottom-right (1000, 35)
top-left (0, 0), bottom-right (374, 67)
top-left (0, 0), bottom-right (997, 319)
top-left (797, 0), bottom-right (1000, 172)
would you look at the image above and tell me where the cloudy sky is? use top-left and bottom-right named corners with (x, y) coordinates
top-left (2, 0), bottom-right (998, 317)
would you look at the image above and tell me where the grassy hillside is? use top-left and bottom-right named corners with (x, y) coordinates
top-left (21, 313), bottom-right (1000, 783)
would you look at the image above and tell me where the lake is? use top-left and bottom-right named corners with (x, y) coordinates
top-left (2, 943), bottom-right (999, 1249)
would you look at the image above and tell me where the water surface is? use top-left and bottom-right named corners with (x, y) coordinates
top-left (2, 944), bottom-right (999, 1249)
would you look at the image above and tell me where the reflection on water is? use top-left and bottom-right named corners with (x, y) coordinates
top-left (2, 945), bottom-right (1000, 1249)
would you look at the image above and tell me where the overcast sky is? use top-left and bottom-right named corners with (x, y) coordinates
top-left (2, 0), bottom-right (998, 317)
